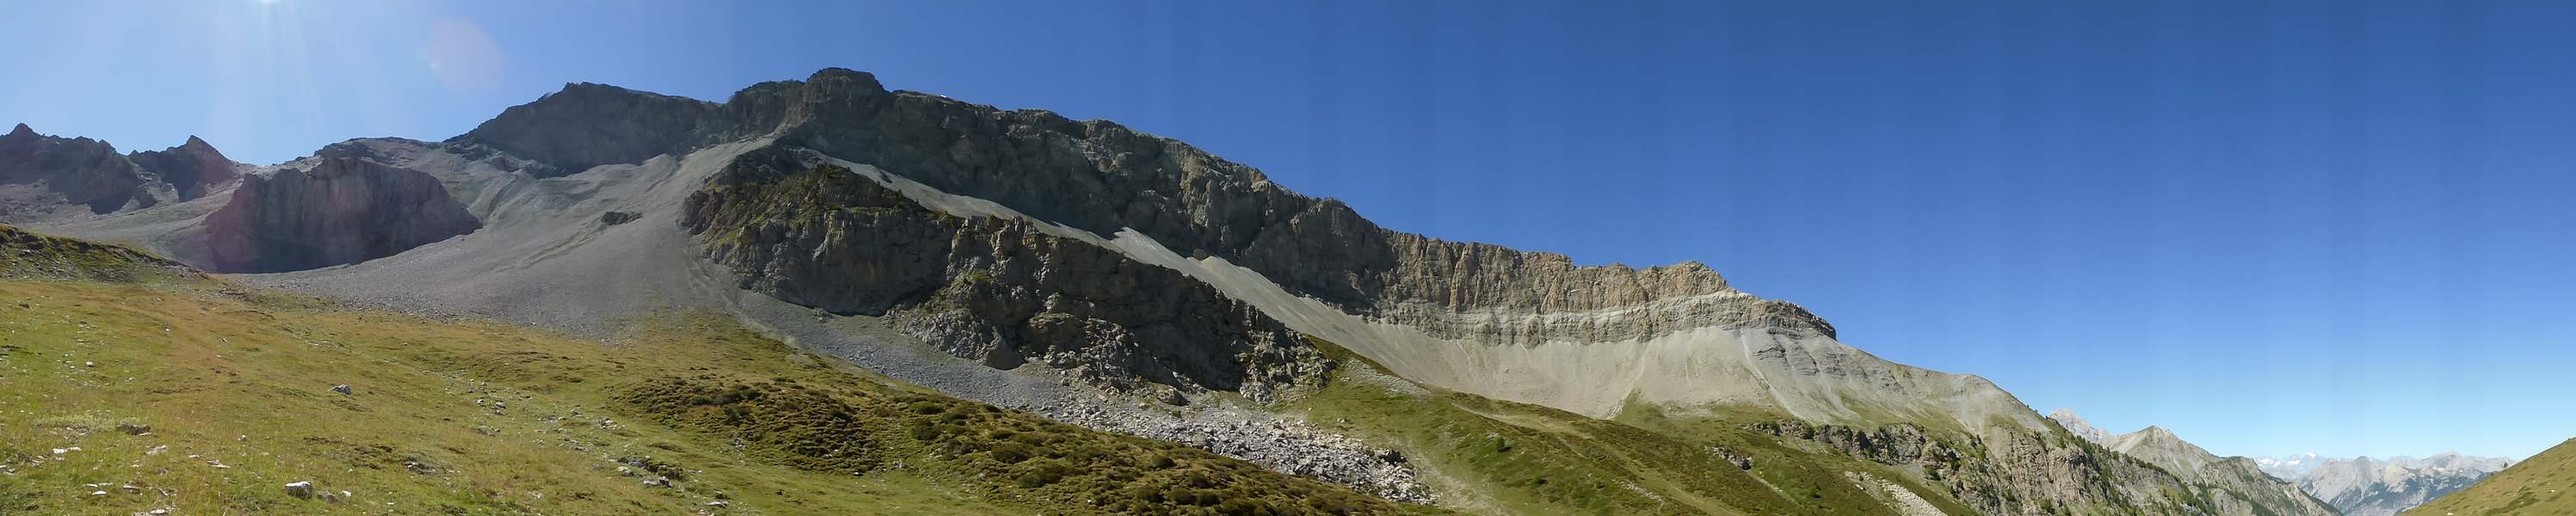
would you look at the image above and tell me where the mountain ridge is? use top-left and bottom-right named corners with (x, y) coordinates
top-left (0, 68), bottom-right (2402, 516)
top-left (2259, 452), bottom-right (2517, 516)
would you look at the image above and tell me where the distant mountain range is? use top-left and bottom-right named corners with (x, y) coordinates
top-left (2047, 410), bottom-right (2337, 516)
top-left (2258, 452), bottom-right (2514, 516)
top-left (2046, 408), bottom-right (2517, 516)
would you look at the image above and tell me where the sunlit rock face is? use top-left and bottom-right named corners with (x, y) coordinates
top-left (202, 157), bottom-right (479, 273)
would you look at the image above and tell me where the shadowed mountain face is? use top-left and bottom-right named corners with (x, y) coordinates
top-left (3, 69), bottom-right (2388, 515)
top-left (0, 124), bottom-right (256, 219)
top-left (681, 150), bottom-right (1324, 400)
top-left (126, 135), bottom-right (246, 200)
top-left (0, 123), bottom-right (172, 216)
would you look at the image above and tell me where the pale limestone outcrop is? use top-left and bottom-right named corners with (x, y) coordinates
top-left (201, 157), bottom-right (480, 273)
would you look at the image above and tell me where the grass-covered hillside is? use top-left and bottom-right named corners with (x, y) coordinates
top-left (2409, 439), bottom-right (2576, 515)
top-left (1290, 339), bottom-right (1974, 516)
top-left (0, 224), bottom-right (196, 282)
top-left (0, 230), bottom-right (1445, 514)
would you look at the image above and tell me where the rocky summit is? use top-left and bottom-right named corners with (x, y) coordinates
top-left (0, 69), bottom-right (2419, 515)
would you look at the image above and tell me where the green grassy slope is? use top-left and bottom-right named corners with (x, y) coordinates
top-left (1287, 338), bottom-right (1975, 515)
top-left (0, 224), bottom-right (196, 282)
top-left (0, 272), bottom-right (1445, 514)
top-left (2408, 439), bottom-right (2576, 516)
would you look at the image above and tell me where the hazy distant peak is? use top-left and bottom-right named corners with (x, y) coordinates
top-left (2045, 408), bottom-right (2114, 445)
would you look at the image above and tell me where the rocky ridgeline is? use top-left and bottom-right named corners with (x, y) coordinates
top-left (124, 135), bottom-right (246, 200)
top-left (2105, 426), bottom-right (2339, 516)
top-left (1748, 419), bottom-right (2255, 515)
top-left (681, 150), bottom-right (1327, 401)
top-left (0, 123), bottom-right (178, 218)
top-left (1038, 402), bottom-right (1433, 505)
top-left (0, 124), bottom-right (253, 222)
top-left (2289, 453), bottom-right (2511, 516)
top-left (447, 83), bottom-right (732, 177)
top-left (201, 157), bottom-right (481, 273)
top-left (459, 69), bottom-right (1836, 346)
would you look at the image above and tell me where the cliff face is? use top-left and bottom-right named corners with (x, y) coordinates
top-left (201, 157), bottom-right (481, 273)
top-left (681, 150), bottom-right (1325, 402)
top-left (0, 123), bottom-right (173, 217)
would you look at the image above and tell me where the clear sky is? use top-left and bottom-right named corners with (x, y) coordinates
top-left (7, 1), bottom-right (2572, 459)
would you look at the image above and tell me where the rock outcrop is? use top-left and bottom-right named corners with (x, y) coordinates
top-left (1042, 404), bottom-right (1432, 504)
top-left (202, 157), bottom-right (480, 273)
top-left (1756, 419), bottom-right (2215, 514)
top-left (681, 151), bottom-right (1325, 401)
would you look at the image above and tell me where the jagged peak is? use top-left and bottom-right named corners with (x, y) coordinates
top-left (151, 135), bottom-right (229, 159)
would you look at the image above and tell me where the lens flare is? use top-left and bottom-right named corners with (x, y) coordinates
top-left (425, 18), bottom-right (503, 91)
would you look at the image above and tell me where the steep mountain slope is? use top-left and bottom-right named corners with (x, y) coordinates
top-left (2406, 439), bottom-right (2575, 515)
top-left (3, 69), bottom-right (2349, 515)
top-left (2275, 453), bottom-right (2515, 516)
top-left (0, 231), bottom-right (1441, 515)
top-left (2104, 427), bottom-right (2339, 516)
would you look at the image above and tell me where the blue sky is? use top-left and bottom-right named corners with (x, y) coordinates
top-left (7, 1), bottom-right (2573, 459)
